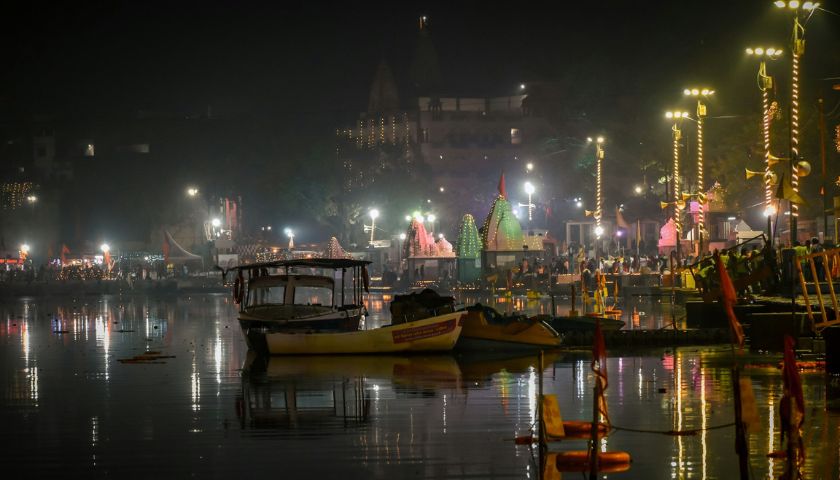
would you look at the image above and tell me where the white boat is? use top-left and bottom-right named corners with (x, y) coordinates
top-left (224, 259), bottom-right (372, 350)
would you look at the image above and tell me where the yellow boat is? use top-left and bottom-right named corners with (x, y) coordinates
top-left (264, 311), bottom-right (465, 354)
top-left (457, 305), bottom-right (563, 351)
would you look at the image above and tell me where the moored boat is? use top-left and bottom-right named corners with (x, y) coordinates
top-left (223, 259), bottom-right (372, 350)
top-left (457, 304), bottom-right (562, 351)
top-left (539, 314), bottom-right (625, 333)
top-left (263, 311), bottom-right (465, 354)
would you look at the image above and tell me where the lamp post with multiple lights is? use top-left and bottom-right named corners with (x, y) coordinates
top-left (683, 87), bottom-right (714, 254)
top-left (522, 182), bottom-right (536, 224)
top-left (747, 46), bottom-right (783, 245)
top-left (665, 111), bottom-right (690, 261)
top-left (774, 0), bottom-right (820, 242)
top-left (366, 208), bottom-right (380, 245)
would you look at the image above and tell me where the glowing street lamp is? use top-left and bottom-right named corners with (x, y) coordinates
top-left (665, 111), bottom-right (690, 259)
top-left (26, 195), bottom-right (37, 204)
top-left (211, 218), bottom-right (221, 228)
top-left (186, 187), bottom-right (199, 197)
top-left (683, 87), bottom-right (714, 253)
top-left (100, 243), bottom-right (110, 253)
top-left (367, 208), bottom-right (380, 245)
top-left (521, 182), bottom-right (536, 222)
top-left (747, 46), bottom-right (783, 245)
top-left (284, 228), bottom-right (295, 249)
top-left (426, 213), bottom-right (436, 234)
top-left (526, 162), bottom-right (534, 172)
top-left (775, 0), bottom-right (820, 242)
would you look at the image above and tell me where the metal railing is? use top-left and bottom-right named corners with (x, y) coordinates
top-left (795, 246), bottom-right (840, 332)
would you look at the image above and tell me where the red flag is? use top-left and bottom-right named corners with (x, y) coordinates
top-left (162, 233), bottom-right (171, 264)
top-left (60, 244), bottom-right (70, 265)
top-left (104, 251), bottom-right (112, 271)
top-left (498, 172), bottom-right (507, 199)
top-left (591, 318), bottom-right (610, 428)
top-left (715, 253), bottom-right (745, 349)
top-left (781, 335), bottom-right (806, 467)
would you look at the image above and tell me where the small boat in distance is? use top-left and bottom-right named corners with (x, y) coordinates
top-left (222, 259), bottom-right (372, 351)
top-left (538, 314), bottom-right (625, 333)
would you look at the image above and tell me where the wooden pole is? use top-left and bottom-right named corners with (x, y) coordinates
top-left (538, 350), bottom-right (546, 455)
top-left (732, 365), bottom-right (750, 479)
top-left (819, 98), bottom-right (829, 241)
top-left (589, 381), bottom-right (599, 480)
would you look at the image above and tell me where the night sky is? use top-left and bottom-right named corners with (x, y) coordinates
top-left (2, 1), bottom-right (839, 242)
top-left (4, 2), bottom-right (838, 126)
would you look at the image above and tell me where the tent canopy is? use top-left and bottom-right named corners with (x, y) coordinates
top-left (164, 231), bottom-right (203, 264)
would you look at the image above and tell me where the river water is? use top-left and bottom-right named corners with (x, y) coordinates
top-left (1, 293), bottom-right (838, 478)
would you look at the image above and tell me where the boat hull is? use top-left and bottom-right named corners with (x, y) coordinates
top-left (238, 307), bottom-right (363, 350)
top-left (457, 310), bottom-right (562, 351)
top-left (263, 312), bottom-right (465, 355)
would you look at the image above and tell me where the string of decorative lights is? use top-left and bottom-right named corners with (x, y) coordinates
top-left (762, 81), bottom-right (773, 213)
top-left (670, 120), bottom-right (682, 237)
top-left (696, 112), bottom-right (704, 239)
top-left (790, 37), bottom-right (801, 220)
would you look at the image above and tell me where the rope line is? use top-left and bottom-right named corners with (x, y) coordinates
top-left (610, 422), bottom-right (735, 436)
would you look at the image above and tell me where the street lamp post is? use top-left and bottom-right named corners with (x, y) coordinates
top-left (426, 214), bottom-right (436, 235)
top-left (522, 182), bottom-right (536, 223)
top-left (665, 111), bottom-right (690, 261)
top-left (284, 228), bottom-right (295, 250)
top-left (367, 208), bottom-right (380, 245)
top-left (683, 88), bottom-right (714, 255)
top-left (775, 0), bottom-right (820, 243)
top-left (747, 46), bottom-right (783, 245)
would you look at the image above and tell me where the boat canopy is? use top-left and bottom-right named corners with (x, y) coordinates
top-left (227, 258), bottom-right (371, 271)
top-left (247, 274), bottom-right (334, 290)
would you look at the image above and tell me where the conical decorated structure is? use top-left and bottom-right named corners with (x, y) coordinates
top-left (455, 214), bottom-right (481, 259)
top-left (455, 214), bottom-right (482, 283)
top-left (437, 236), bottom-right (454, 255)
top-left (482, 173), bottom-right (525, 251)
top-left (404, 218), bottom-right (435, 258)
top-left (324, 236), bottom-right (351, 259)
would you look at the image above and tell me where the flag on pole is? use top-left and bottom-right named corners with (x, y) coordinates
top-left (591, 319), bottom-right (610, 429)
top-left (715, 253), bottom-right (746, 349)
top-left (615, 207), bottom-right (630, 229)
top-left (775, 172), bottom-right (807, 205)
top-left (60, 244), bottom-right (70, 265)
top-left (636, 219), bottom-right (641, 250)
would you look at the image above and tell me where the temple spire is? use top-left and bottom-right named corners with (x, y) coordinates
top-left (498, 172), bottom-right (507, 199)
top-left (367, 59), bottom-right (400, 115)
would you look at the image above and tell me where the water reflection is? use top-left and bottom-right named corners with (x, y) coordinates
top-left (0, 295), bottom-right (838, 478)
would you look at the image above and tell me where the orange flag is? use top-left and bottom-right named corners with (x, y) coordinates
top-left (591, 319), bottom-right (610, 429)
top-left (715, 253), bottom-right (745, 349)
top-left (60, 244), bottom-right (70, 264)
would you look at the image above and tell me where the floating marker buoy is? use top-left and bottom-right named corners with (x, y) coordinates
top-left (554, 450), bottom-right (632, 473)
